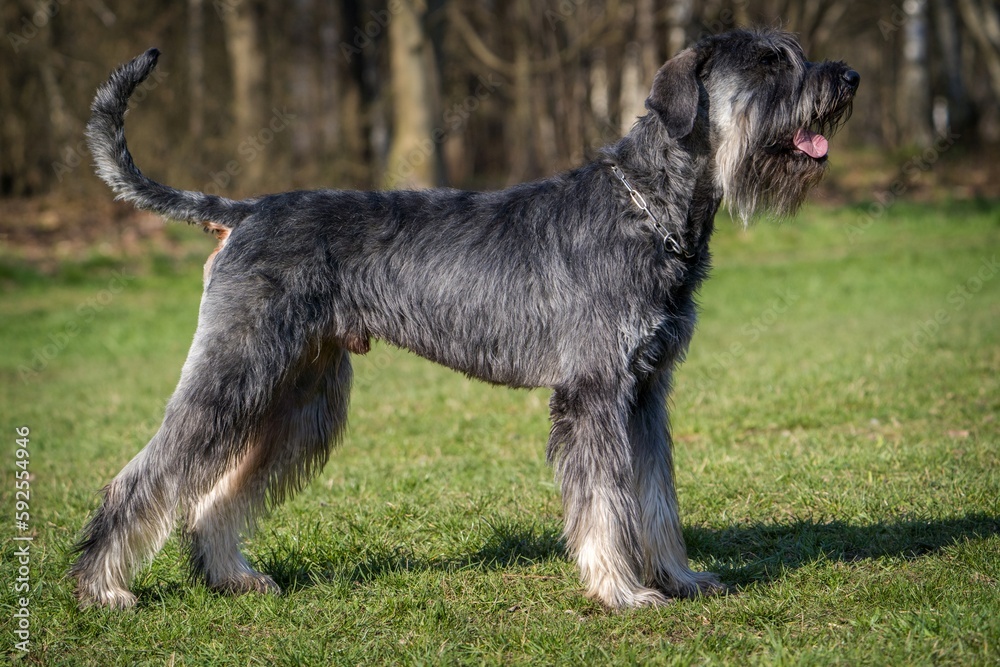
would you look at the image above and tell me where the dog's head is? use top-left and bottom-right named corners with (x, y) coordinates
top-left (645, 28), bottom-right (858, 221)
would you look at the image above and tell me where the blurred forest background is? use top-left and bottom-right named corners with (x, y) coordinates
top-left (3, 0), bottom-right (1000, 208)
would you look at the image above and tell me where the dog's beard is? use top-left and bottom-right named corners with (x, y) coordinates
top-left (726, 145), bottom-right (829, 220)
top-left (721, 98), bottom-right (853, 222)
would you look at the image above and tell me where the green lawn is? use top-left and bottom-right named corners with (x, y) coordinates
top-left (2, 200), bottom-right (998, 665)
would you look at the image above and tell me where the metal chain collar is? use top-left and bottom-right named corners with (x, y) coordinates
top-left (610, 164), bottom-right (687, 256)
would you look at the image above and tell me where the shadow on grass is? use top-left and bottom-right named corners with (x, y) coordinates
top-left (258, 513), bottom-right (999, 594)
top-left (259, 519), bottom-right (566, 592)
top-left (686, 513), bottom-right (1000, 589)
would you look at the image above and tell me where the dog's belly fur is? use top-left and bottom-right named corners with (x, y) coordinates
top-left (209, 184), bottom-right (699, 389)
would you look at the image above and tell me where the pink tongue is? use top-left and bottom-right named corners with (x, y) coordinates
top-left (793, 128), bottom-right (828, 158)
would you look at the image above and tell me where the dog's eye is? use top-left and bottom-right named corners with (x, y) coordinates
top-left (758, 52), bottom-right (780, 67)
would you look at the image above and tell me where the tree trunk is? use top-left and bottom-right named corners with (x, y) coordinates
top-left (667, 0), bottom-right (694, 57)
top-left (290, 0), bottom-right (317, 177)
top-left (956, 0), bottom-right (1000, 102)
top-left (637, 0), bottom-right (658, 79)
top-left (897, 0), bottom-right (933, 147)
top-left (187, 0), bottom-right (204, 148)
top-left (620, 0), bottom-right (657, 134)
top-left (327, 1), bottom-right (367, 181)
top-left (619, 42), bottom-right (643, 135)
top-left (508, 44), bottom-right (536, 183)
top-left (385, 0), bottom-right (440, 189)
top-left (220, 0), bottom-right (268, 191)
top-left (934, 0), bottom-right (973, 135)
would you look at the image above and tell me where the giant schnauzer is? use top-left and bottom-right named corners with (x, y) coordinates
top-left (73, 28), bottom-right (858, 609)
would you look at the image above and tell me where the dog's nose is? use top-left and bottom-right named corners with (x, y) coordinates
top-left (843, 69), bottom-right (860, 89)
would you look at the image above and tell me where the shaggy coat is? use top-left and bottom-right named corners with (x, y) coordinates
top-left (72, 28), bottom-right (858, 609)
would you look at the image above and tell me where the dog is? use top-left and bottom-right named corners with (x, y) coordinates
top-left (72, 28), bottom-right (858, 609)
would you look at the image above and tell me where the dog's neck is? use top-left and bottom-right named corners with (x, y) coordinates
top-left (602, 113), bottom-right (722, 257)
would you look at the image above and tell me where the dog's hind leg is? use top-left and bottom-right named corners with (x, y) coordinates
top-left (547, 377), bottom-right (669, 608)
top-left (185, 346), bottom-right (351, 595)
top-left (630, 371), bottom-right (726, 598)
top-left (71, 283), bottom-right (339, 608)
top-left (70, 333), bottom-right (283, 607)
top-left (70, 429), bottom-right (183, 609)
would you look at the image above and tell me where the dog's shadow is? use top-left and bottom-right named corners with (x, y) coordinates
top-left (259, 519), bottom-right (566, 592)
top-left (686, 513), bottom-right (1000, 589)
top-left (258, 514), bottom-right (999, 594)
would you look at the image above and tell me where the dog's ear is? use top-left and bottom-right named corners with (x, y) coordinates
top-left (645, 48), bottom-right (701, 139)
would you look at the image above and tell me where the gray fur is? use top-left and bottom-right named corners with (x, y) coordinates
top-left (71, 29), bottom-right (858, 609)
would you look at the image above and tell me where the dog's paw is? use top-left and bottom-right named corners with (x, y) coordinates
top-left (211, 571), bottom-right (282, 596)
top-left (76, 584), bottom-right (138, 610)
top-left (657, 569), bottom-right (729, 599)
top-left (629, 587), bottom-right (674, 608)
top-left (588, 584), bottom-right (674, 609)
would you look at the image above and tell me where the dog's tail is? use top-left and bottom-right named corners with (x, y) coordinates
top-left (87, 49), bottom-right (255, 228)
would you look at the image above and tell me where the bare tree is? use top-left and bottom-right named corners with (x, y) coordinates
top-left (385, 0), bottom-right (440, 188)
top-left (934, 0), bottom-right (973, 134)
top-left (188, 0), bottom-right (205, 145)
top-left (220, 0), bottom-right (268, 190)
top-left (620, 0), bottom-right (657, 135)
top-left (898, 0), bottom-right (934, 146)
top-left (290, 0), bottom-right (317, 176)
top-left (3, 0), bottom-right (1000, 200)
top-left (667, 0), bottom-right (694, 56)
top-left (956, 0), bottom-right (1000, 101)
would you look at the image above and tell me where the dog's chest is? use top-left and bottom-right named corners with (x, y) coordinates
top-left (627, 271), bottom-right (700, 377)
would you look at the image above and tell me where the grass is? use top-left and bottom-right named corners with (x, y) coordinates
top-left (1, 199), bottom-right (999, 665)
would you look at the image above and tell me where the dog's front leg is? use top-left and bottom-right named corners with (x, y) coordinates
top-left (547, 378), bottom-right (669, 608)
top-left (630, 371), bottom-right (726, 599)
